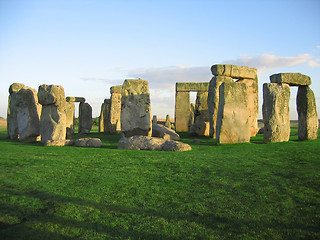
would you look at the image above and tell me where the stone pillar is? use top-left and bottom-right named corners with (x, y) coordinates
top-left (109, 85), bottom-right (122, 134)
top-left (99, 99), bottom-right (110, 133)
top-left (263, 83), bottom-right (290, 143)
top-left (165, 114), bottom-right (171, 129)
top-left (16, 87), bottom-right (41, 142)
top-left (297, 86), bottom-right (318, 140)
top-left (7, 83), bottom-right (25, 140)
top-left (79, 102), bottom-right (92, 134)
top-left (175, 91), bottom-right (191, 132)
top-left (216, 81), bottom-right (250, 143)
top-left (38, 84), bottom-right (67, 143)
top-left (66, 102), bottom-right (75, 139)
top-left (121, 79), bottom-right (151, 137)
top-left (152, 115), bottom-right (157, 124)
top-left (194, 91), bottom-right (209, 123)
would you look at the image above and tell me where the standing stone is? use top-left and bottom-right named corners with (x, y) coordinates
top-left (66, 101), bottom-right (75, 139)
top-left (190, 121), bottom-right (210, 136)
top-left (263, 83), bottom-right (290, 143)
top-left (79, 102), bottom-right (92, 134)
top-left (7, 83), bottom-right (25, 139)
top-left (165, 114), bottom-right (171, 128)
top-left (297, 86), bottom-right (318, 140)
top-left (38, 84), bottom-right (67, 143)
top-left (16, 87), bottom-right (41, 142)
top-left (189, 103), bottom-right (195, 129)
top-left (216, 81), bottom-right (251, 143)
top-left (207, 76), bottom-right (233, 138)
top-left (194, 91), bottom-right (209, 123)
top-left (99, 99), bottom-right (110, 133)
top-left (152, 115), bottom-right (158, 124)
top-left (121, 79), bottom-right (151, 137)
top-left (175, 91), bottom-right (191, 132)
top-left (237, 78), bottom-right (259, 137)
top-left (109, 85), bottom-right (122, 134)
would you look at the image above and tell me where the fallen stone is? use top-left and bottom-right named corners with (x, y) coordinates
top-left (297, 86), bottom-right (318, 140)
top-left (270, 73), bottom-right (311, 86)
top-left (190, 122), bottom-right (210, 136)
top-left (263, 83), bottom-right (290, 143)
top-left (211, 64), bottom-right (257, 79)
top-left (74, 138), bottom-right (103, 147)
top-left (66, 96), bottom-right (86, 103)
top-left (44, 139), bottom-right (75, 146)
top-left (152, 124), bottom-right (180, 140)
top-left (162, 140), bottom-right (192, 152)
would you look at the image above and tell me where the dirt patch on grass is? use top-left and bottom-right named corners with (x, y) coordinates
top-left (0, 119), bottom-right (7, 127)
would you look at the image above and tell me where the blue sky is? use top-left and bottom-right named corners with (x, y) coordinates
top-left (1, 0), bottom-right (319, 119)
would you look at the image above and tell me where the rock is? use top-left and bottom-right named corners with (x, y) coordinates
top-left (216, 81), bottom-right (251, 143)
top-left (16, 87), bottom-right (41, 142)
top-left (66, 102), bottom-right (75, 139)
top-left (297, 86), bottom-right (318, 140)
top-left (207, 76), bottom-right (234, 138)
top-left (270, 73), bottom-right (311, 86)
top-left (7, 83), bottom-right (25, 139)
top-left (258, 127), bottom-right (264, 134)
top-left (190, 122), bottom-right (210, 136)
top-left (121, 79), bottom-right (152, 137)
top-left (211, 64), bottom-right (257, 79)
top-left (118, 135), bottom-right (191, 151)
top-left (194, 92), bottom-right (209, 123)
top-left (175, 91), bottom-right (191, 132)
top-left (79, 102), bottom-right (92, 134)
top-left (165, 114), bottom-right (171, 128)
top-left (152, 124), bottom-right (180, 140)
top-left (109, 85), bottom-right (122, 134)
top-left (38, 84), bottom-right (66, 143)
top-left (66, 96), bottom-right (86, 103)
top-left (99, 99), bottom-right (110, 133)
top-left (263, 83), bottom-right (290, 143)
top-left (44, 139), bottom-right (74, 146)
top-left (74, 138), bottom-right (102, 147)
top-left (152, 115), bottom-right (157, 124)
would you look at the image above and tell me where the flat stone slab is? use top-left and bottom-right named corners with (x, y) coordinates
top-left (110, 85), bottom-right (122, 94)
top-left (66, 97), bottom-right (86, 103)
top-left (270, 73), bottom-right (311, 86)
top-left (176, 82), bottom-right (209, 92)
top-left (211, 64), bottom-right (257, 79)
top-left (44, 138), bottom-right (102, 147)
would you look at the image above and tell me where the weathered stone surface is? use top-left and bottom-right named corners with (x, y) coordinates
top-left (109, 85), bottom-right (122, 134)
top-left (216, 82), bottom-right (251, 143)
top-left (190, 103), bottom-right (195, 129)
top-left (79, 102), bottom-right (92, 134)
top-left (16, 87), bottom-right (41, 142)
top-left (237, 78), bottom-right (259, 137)
top-left (211, 64), bottom-right (257, 79)
top-left (297, 86), bottom-right (318, 140)
top-left (9, 83), bottom-right (25, 94)
top-left (66, 102), bottom-right (75, 139)
top-left (121, 79), bottom-right (151, 137)
top-left (207, 76), bottom-right (234, 138)
top-left (44, 139), bottom-right (74, 146)
top-left (190, 122), bottom-right (210, 136)
top-left (263, 83), bottom-right (290, 143)
top-left (270, 73), bottom-right (311, 86)
top-left (176, 82), bottom-right (209, 92)
top-left (258, 127), bottom-right (264, 134)
top-left (194, 92), bottom-right (209, 123)
top-left (99, 99), bottom-right (110, 133)
top-left (175, 91), bottom-right (191, 132)
top-left (38, 85), bottom-right (66, 107)
top-left (152, 115), bottom-right (157, 124)
top-left (38, 84), bottom-right (66, 143)
top-left (66, 96), bottom-right (86, 103)
top-left (74, 138), bottom-right (102, 147)
top-left (165, 114), bottom-right (171, 128)
top-left (118, 135), bottom-right (191, 151)
top-left (152, 124), bottom-right (180, 140)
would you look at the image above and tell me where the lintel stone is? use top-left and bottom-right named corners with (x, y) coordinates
top-left (270, 73), bottom-right (311, 86)
top-left (110, 85), bottom-right (122, 94)
top-left (211, 64), bottom-right (257, 80)
top-left (176, 82), bottom-right (209, 92)
top-left (66, 97), bottom-right (86, 103)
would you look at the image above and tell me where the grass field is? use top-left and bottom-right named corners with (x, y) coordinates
top-left (0, 124), bottom-right (319, 239)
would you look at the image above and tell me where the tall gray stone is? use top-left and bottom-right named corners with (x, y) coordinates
top-left (99, 99), bottom-right (110, 133)
top-left (79, 102), bottom-right (92, 134)
top-left (121, 79), bottom-right (151, 137)
top-left (194, 91), bottom-right (209, 123)
top-left (152, 115), bottom-right (158, 125)
top-left (38, 84), bottom-right (67, 143)
top-left (66, 101), bottom-right (75, 139)
top-left (263, 83), bottom-right (290, 143)
top-left (216, 81), bottom-right (250, 143)
top-left (165, 114), bottom-right (171, 128)
top-left (16, 87), bottom-right (41, 142)
top-left (297, 86), bottom-right (318, 140)
top-left (109, 85), bottom-right (122, 134)
top-left (175, 91), bottom-right (191, 132)
top-left (7, 83), bottom-right (25, 139)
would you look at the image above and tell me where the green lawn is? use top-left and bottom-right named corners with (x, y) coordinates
top-left (0, 125), bottom-right (319, 239)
